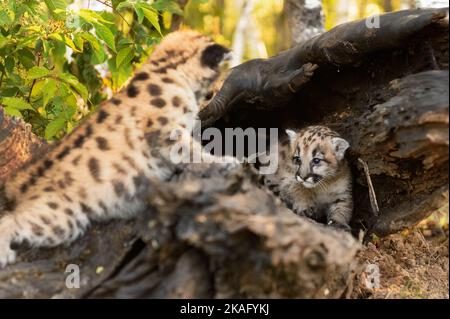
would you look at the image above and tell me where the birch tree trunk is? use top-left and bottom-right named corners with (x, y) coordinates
top-left (284, 0), bottom-right (325, 45)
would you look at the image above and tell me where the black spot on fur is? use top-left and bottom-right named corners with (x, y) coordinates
top-left (86, 124), bottom-right (93, 136)
top-left (172, 96), bottom-right (181, 107)
top-left (53, 226), bottom-right (65, 239)
top-left (47, 202), bottom-right (58, 209)
top-left (72, 155), bottom-right (82, 166)
top-left (56, 146), bottom-right (71, 160)
top-left (113, 163), bottom-right (127, 175)
top-left (44, 159), bottom-right (53, 169)
top-left (37, 166), bottom-right (45, 177)
top-left (20, 183), bottom-right (28, 193)
top-left (151, 98), bottom-right (166, 108)
top-left (43, 186), bottom-right (55, 192)
top-left (111, 98), bottom-right (122, 105)
top-left (124, 127), bottom-right (135, 150)
top-left (88, 157), bottom-right (101, 182)
top-left (157, 117), bottom-right (168, 125)
top-left (97, 110), bottom-right (109, 124)
top-left (98, 201), bottom-right (108, 214)
top-left (80, 203), bottom-right (93, 214)
top-left (31, 223), bottom-right (44, 236)
top-left (162, 77), bottom-right (174, 83)
top-left (133, 72), bottom-right (149, 81)
top-left (65, 208), bottom-right (74, 216)
top-left (154, 67), bottom-right (167, 74)
top-left (63, 194), bottom-right (73, 203)
top-left (127, 83), bottom-right (139, 97)
top-left (145, 130), bottom-right (161, 147)
top-left (146, 119), bottom-right (153, 127)
top-left (96, 136), bottom-right (109, 150)
top-left (115, 115), bottom-right (123, 125)
top-left (148, 83), bottom-right (162, 96)
top-left (40, 215), bottom-right (51, 225)
top-left (112, 180), bottom-right (125, 196)
top-left (122, 154), bottom-right (138, 170)
top-left (201, 44), bottom-right (230, 69)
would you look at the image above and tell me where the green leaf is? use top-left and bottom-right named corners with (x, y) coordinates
top-left (142, 8), bottom-right (162, 35)
top-left (45, 116), bottom-right (66, 140)
top-left (116, 46), bottom-right (134, 68)
top-left (0, 9), bottom-right (14, 26)
top-left (78, 9), bottom-right (113, 25)
top-left (64, 35), bottom-right (82, 52)
top-left (42, 78), bottom-right (58, 107)
top-left (134, 5), bottom-right (144, 24)
top-left (44, 0), bottom-right (67, 12)
top-left (152, 0), bottom-right (183, 15)
top-left (80, 32), bottom-right (106, 63)
top-left (94, 22), bottom-right (116, 52)
top-left (58, 73), bottom-right (88, 101)
top-left (73, 34), bottom-right (84, 51)
top-left (16, 48), bottom-right (35, 69)
top-left (3, 106), bottom-right (22, 118)
top-left (27, 66), bottom-right (50, 80)
top-left (116, 2), bottom-right (133, 11)
top-left (44, 0), bottom-right (67, 19)
top-left (136, 3), bottom-right (162, 35)
top-left (5, 56), bottom-right (14, 74)
top-left (1, 97), bottom-right (34, 110)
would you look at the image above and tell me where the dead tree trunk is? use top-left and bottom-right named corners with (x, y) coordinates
top-left (0, 8), bottom-right (448, 298)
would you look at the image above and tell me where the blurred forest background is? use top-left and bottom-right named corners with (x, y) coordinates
top-left (0, 0), bottom-right (447, 140)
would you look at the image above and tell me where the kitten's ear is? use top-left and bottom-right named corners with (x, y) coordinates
top-left (285, 129), bottom-right (297, 143)
top-left (331, 137), bottom-right (350, 160)
top-left (201, 44), bottom-right (231, 69)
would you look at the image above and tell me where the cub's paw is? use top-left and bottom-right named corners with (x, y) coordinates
top-left (327, 220), bottom-right (351, 233)
top-left (0, 245), bottom-right (16, 268)
top-left (0, 216), bottom-right (18, 268)
top-left (294, 207), bottom-right (316, 219)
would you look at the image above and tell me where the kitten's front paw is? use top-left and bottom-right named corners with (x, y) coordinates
top-left (327, 220), bottom-right (351, 232)
top-left (294, 207), bottom-right (316, 219)
top-left (0, 245), bottom-right (16, 268)
top-left (0, 216), bottom-right (18, 268)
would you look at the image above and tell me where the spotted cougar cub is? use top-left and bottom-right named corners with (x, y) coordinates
top-left (0, 30), bottom-right (233, 267)
top-left (278, 126), bottom-right (353, 231)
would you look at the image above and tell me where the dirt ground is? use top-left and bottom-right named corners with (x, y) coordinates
top-left (352, 209), bottom-right (449, 299)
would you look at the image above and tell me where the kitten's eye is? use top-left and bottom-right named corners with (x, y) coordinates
top-left (293, 156), bottom-right (301, 164)
top-left (312, 158), bottom-right (321, 165)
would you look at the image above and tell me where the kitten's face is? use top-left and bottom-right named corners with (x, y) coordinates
top-left (286, 126), bottom-right (349, 189)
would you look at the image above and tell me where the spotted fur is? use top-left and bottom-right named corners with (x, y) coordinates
top-left (0, 30), bottom-right (233, 267)
top-left (269, 126), bottom-right (353, 231)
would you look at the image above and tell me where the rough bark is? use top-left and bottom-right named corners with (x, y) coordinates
top-left (0, 8), bottom-right (448, 298)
